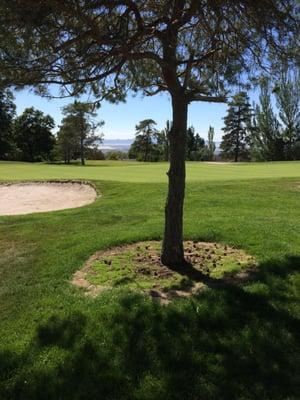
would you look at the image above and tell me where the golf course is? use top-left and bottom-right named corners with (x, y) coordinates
top-left (0, 160), bottom-right (299, 399)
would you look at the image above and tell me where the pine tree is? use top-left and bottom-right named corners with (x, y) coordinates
top-left (186, 126), bottom-right (205, 161)
top-left (221, 92), bottom-right (253, 162)
top-left (252, 79), bottom-right (284, 161)
top-left (61, 101), bottom-right (104, 165)
top-left (207, 126), bottom-right (216, 161)
top-left (129, 119), bottom-right (157, 161)
top-left (275, 69), bottom-right (300, 159)
top-left (156, 120), bottom-right (171, 161)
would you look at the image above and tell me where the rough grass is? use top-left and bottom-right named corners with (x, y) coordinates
top-left (79, 240), bottom-right (256, 294)
top-left (0, 161), bottom-right (299, 399)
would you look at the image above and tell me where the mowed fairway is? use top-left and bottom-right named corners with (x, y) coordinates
top-left (0, 161), bottom-right (299, 400)
top-left (1, 160), bottom-right (300, 182)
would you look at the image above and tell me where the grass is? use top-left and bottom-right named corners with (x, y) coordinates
top-left (0, 161), bottom-right (299, 399)
top-left (83, 241), bottom-right (256, 292)
top-left (1, 159), bottom-right (300, 182)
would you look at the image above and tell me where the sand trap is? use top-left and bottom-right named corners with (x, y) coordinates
top-left (0, 181), bottom-right (97, 216)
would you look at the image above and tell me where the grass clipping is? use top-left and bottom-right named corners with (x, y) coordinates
top-left (72, 241), bottom-right (257, 302)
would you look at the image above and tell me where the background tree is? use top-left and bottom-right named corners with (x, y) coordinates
top-left (129, 119), bottom-right (158, 161)
top-left (185, 126), bottom-right (205, 161)
top-left (62, 101), bottom-right (104, 165)
top-left (221, 92), bottom-right (253, 162)
top-left (56, 116), bottom-right (78, 164)
top-left (0, 89), bottom-right (16, 159)
top-left (156, 120), bottom-right (171, 161)
top-left (252, 79), bottom-right (284, 161)
top-left (105, 150), bottom-right (127, 161)
top-left (1, 1), bottom-right (297, 266)
top-left (13, 107), bottom-right (55, 162)
top-left (274, 69), bottom-right (300, 160)
top-left (202, 126), bottom-right (216, 161)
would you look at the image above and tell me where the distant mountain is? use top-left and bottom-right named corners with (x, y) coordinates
top-left (98, 139), bottom-right (133, 153)
top-left (98, 139), bottom-right (221, 154)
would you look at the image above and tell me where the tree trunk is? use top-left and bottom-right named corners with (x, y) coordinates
top-left (80, 135), bottom-right (85, 166)
top-left (161, 95), bottom-right (188, 267)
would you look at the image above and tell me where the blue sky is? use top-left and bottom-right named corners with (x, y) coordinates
top-left (14, 88), bottom-right (258, 141)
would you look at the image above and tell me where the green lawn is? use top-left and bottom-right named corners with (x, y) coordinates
top-left (0, 161), bottom-right (299, 400)
top-left (1, 159), bottom-right (300, 182)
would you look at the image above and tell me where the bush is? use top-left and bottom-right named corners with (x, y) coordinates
top-left (105, 151), bottom-right (128, 160)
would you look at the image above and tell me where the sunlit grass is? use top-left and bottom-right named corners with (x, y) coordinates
top-left (0, 161), bottom-right (299, 399)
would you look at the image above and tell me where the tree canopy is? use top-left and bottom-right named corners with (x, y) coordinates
top-left (59, 101), bottom-right (104, 165)
top-left (1, 1), bottom-right (297, 100)
top-left (0, 89), bottom-right (16, 159)
top-left (13, 107), bottom-right (55, 162)
top-left (221, 92), bottom-right (253, 162)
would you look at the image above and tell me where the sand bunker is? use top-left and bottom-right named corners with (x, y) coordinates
top-left (0, 181), bottom-right (97, 216)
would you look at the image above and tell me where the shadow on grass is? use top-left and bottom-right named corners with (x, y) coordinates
top-left (1, 256), bottom-right (299, 400)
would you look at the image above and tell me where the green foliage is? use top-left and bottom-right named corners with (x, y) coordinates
top-left (0, 89), bottom-right (16, 159)
top-left (85, 147), bottom-right (105, 161)
top-left (13, 107), bottom-right (55, 162)
top-left (221, 92), bottom-right (253, 162)
top-left (129, 119), bottom-right (159, 161)
top-left (185, 126), bottom-right (205, 161)
top-left (59, 101), bottom-right (104, 165)
top-left (105, 151), bottom-right (127, 161)
top-left (275, 69), bottom-right (300, 159)
top-left (251, 79), bottom-right (284, 161)
top-left (0, 1), bottom-right (296, 103)
top-left (56, 116), bottom-right (79, 164)
top-left (205, 126), bottom-right (216, 161)
top-left (155, 120), bottom-right (171, 161)
top-left (129, 121), bottom-right (207, 163)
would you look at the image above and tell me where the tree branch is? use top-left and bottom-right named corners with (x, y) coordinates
top-left (189, 94), bottom-right (227, 103)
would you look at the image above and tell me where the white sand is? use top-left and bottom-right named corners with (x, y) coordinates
top-left (0, 182), bottom-right (97, 216)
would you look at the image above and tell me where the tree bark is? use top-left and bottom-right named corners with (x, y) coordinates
top-left (161, 95), bottom-right (188, 267)
top-left (80, 135), bottom-right (85, 165)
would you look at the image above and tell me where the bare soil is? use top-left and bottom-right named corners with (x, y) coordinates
top-left (72, 241), bottom-right (257, 303)
top-left (0, 181), bottom-right (97, 216)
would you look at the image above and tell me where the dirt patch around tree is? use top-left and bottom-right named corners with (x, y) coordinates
top-left (0, 181), bottom-right (97, 216)
top-left (72, 241), bottom-right (257, 303)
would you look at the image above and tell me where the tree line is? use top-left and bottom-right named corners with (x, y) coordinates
top-left (0, 95), bottom-right (104, 164)
top-left (220, 71), bottom-right (300, 162)
top-left (128, 119), bottom-right (216, 162)
top-left (2, 70), bottom-right (299, 165)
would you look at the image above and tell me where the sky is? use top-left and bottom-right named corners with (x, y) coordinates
top-left (13, 87), bottom-right (258, 141)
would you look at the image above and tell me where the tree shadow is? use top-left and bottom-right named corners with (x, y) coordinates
top-left (1, 256), bottom-right (299, 400)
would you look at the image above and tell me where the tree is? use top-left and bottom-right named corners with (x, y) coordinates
top-left (0, 89), bottom-right (16, 159)
top-left (105, 150), bottom-right (127, 160)
top-left (56, 116), bottom-right (78, 164)
top-left (221, 92), bottom-right (253, 162)
top-left (207, 126), bottom-right (216, 161)
top-left (13, 107), bottom-right (55, 162)
top-left (1, 1), bottom-right (297, 266)
top-left (201, 126), bottom-right (216, 161)
top-left (156, 120), bottom-right (171, 161)
top-left (186, 126), bottom-right (205, 161)
top-left (252, 79), bottom-right (284, 161)
top-left (274, 69), bottom-right (300, 159)
top-left (129, 119), bottom-right (157, 161)
top-left (61, 101), bottom-right (104, 165)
